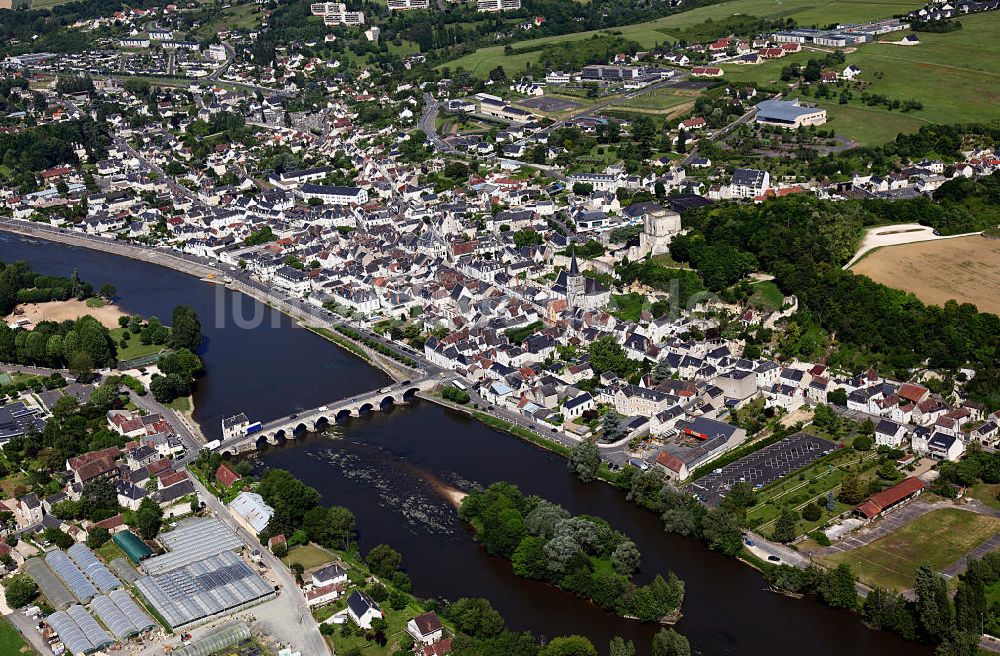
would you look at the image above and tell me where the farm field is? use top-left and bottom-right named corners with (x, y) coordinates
top-left (441, 0), bottom-right (922, 77)
top-left (816, 508), bottom-right (1000, 592)
top-left (851, 235), bottom-right (1000, 316)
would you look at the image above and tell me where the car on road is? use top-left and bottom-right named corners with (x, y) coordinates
top-left (745, 539), bottom-right (755, 547)
top-left (767, 555), bottom-right (781, 562)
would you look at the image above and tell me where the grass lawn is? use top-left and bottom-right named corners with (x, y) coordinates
top-left (836, 12), bottom-right (1000, 128)
top-left (110, 328), bottom-right (168, 362)
top-left (612, 88), bottom-right (692, 112)
top-left (167, 396), bottom-right (191, 412)
top-left (96, 539), bottom-right (127, 564)
top-left (968, 483), bottom-right (1000, 513)
top-left (328, 600), bottom-right (429, 656)
top-left (85, 297), bottom-right (109, 309)
top-left (191, 3), bottom-right (261, 39)
top-left (609, 293), bottom-right (646, 322)
top-left (809, 100), bottom-right (930, 146)
top-left (282, 544), bottom-right (335, 571)
top-left (0, 472), bottom-right (29, 498)
top-left (0, 616), bottom-right (35, 656)
top-left (817, 508), bottom-right (1000, 592)
top-left (748, 280), bottom-right (784, 311)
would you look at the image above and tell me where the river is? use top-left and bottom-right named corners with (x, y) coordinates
top-left (0, 232), bottom-right (924, 655)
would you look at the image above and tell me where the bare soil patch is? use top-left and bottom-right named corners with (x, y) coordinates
top-left (852, 236), bottom-right (1000, 316)
top-left (6, 299), bottom-right (126, 328)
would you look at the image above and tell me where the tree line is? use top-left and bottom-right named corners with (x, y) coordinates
top-left (459, 482), bottom-right (685, 623)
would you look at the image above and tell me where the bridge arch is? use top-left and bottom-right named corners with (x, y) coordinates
top-left (293, 422), bottom-right (308, 436)
top-left (358, 402), bottom-right (374, 416)
top-left (380, 395), bottom-right (395, 408)
top-left (314, 416), bottom-right (330, 432)
top-left (335, 408), bottom-right (352, 423)
top-left (403, 387), bottom-right (420, 402)
top-left (256, 435), bottom-right (269, 450)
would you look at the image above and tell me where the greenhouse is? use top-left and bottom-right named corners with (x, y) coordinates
top-left (109, 557), bottom-right (140, 585)
top-left (24, 557), bottom-right (75, 610)
top-left (67, 543), bottom-right (121, 593)
top-left (91, 595), bottom-right (137, 640)
top-left (173, 622), bottom-right (251, 656)
top-left (47, 605), bottom-right (114, 655)
top-left (113, 530), bottom-right (152, 563)
top-left (143, 517), bottom-right (242, 575)
top-left (134, 551), bottom-right (275, 629)
top-left (109, 589), bottom-right (156, 633)
top-left (46, 550), bottom-right (98, 604)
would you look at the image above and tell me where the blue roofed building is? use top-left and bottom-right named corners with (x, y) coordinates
top-left (754, 98), bottom-right (827, 129)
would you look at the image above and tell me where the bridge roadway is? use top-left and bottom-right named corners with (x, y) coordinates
top-left (216, 375), bottom-right (443, 455)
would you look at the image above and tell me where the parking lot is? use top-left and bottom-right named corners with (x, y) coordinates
top-left (689, 432), bottom-right (836, 507)
top-left (517, 96), bottom-right (581, 113)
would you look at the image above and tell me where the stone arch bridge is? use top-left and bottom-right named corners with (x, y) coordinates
top-left (215, 376), bottom-right (441, 456)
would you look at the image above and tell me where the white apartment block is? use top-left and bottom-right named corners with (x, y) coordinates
top-left (310, 2), bottom-right (366, 25)
top-left (387, 0), bottom-right (429, 10)
top-left (477, 0), bottom-right (521, 11)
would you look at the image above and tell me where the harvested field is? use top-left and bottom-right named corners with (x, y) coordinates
top-left (851, 235), bottom-right (1000, 316)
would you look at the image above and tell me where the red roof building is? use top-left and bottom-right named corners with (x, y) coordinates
top-left (856, 477), bottom-right (925, 520)
top-left (216, 463), bottom-right (241, 488)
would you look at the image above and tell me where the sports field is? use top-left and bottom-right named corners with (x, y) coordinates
top-left (441, 0), bottom-right (923, 77)
top-left (816, 508), bottom-right (1000, 592)
top-left (851, 235), bottom-right (1000, 316)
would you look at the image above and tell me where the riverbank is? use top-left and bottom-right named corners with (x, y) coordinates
top-left (0, 220), bottom-right (412, 384)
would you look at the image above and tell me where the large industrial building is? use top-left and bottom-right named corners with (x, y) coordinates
top-left (132, 517), bottom-right (275, 630)
top-left (754, 98), bottom-right (827, 129)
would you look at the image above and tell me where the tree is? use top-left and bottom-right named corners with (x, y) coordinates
top-left (602, 413), bottom-right (628, 443)
top-left (588, 336), bottom-right (629, 376)
top-left (135, 497), bottom-right (164, 539)
top-left (444, 598), bottom-right (506, 638)
top-left (68, 349), bottom-right (94, 380)
top-left (771, 508), bottom-right (799, 543)
top-left (87, 526), bottom-right (111, 549)
top-left (802, 503), bottom-right (822, 522)
top-left (608, 637), bottom-right (636, 656)
top-left (3, 574), bottom-right (38, 608)
top-left (169, 305), bottom-right (202, 352)
top-left (838, 474), bottom-right (865, 505)
top-left (914, 563), bottom-right (954, 642)
top-left (325, 506), bottom-right (356, 550)
top-left (651, 629), bottom-right (690, 656)
top-left (702, 508), bottom-right (743, 556)
top-left (611, 540), bottom-right (641, 576)
top-left (98, 284), bottom-right (116, 300)
top-left (539, 636), bottom-right (596, 656)
top-left (366, 544), bottom-right (402, 578)
top-left (820, 564), bottom-right (858, 609)
top-left (568, 439), bottom-right (600, 483)
top-left (512, 536), bottom-right (548, 580)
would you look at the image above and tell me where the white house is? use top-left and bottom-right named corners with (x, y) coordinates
top-left (406, 611), bottom-right (444, 644)
top-left (874, 419), bottom-right (907, 448)
top-left (347, 590), bottom-right (383, 628)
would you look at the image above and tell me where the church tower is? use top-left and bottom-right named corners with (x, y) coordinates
top-left (566, 253), bottom-right (585, 309)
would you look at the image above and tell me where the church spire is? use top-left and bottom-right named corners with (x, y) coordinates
top-left (569, 251), bottom-right (580, 276)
